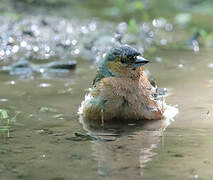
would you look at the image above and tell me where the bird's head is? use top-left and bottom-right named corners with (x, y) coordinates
top-left (100, 45), bottom-right (149, 78)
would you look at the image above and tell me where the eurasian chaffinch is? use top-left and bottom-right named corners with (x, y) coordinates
top-left (79, 45), bottom-right (164, 126)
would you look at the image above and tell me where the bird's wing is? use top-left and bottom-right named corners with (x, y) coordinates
top-left (92, 70), bottom-right (105, 86)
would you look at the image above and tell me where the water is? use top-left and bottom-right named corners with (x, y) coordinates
top-left (0, 47), bottom-right (213, 179)
top-left (1, 1), bottom-right (213, 179)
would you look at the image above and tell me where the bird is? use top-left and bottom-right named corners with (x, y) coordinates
top-left (78, 45), bottom-right (165, 126)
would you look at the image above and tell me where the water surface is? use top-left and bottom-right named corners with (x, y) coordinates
top-left (1, 47), bottom-right (213, 179)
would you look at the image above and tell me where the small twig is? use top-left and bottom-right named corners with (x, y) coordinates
top-left (101, 109), bottom-right (104, 127)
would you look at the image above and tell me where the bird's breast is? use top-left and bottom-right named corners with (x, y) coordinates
top-left (80, 68), bottom-right (164, 124)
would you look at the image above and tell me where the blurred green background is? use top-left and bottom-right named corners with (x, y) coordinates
top-left (1, 0), bottom-right (213, 39)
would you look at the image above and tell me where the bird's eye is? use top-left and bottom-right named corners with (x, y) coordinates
top-left (128, 55), bottom-right (136, 63)
top-left (120, 54), bottom-right (137, 64)
top-left (120, 58), bottom-right (126, 63)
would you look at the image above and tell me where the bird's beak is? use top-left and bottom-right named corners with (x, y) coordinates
top-left (132, 56), bottom-right (149, 70)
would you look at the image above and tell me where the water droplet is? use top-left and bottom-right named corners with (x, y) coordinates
top-left (128, 123), bottom-right (136, 126)
top-left (8, 37), bottom-right (14, 43)
top-left (194, 174), bottom-right (198, 179)
top-left (81, 26), bottom-right (88, 34)
top-left (155, 57), bottom-right (162, 62)
top-left (148, 31), bottom-right (154, 38)
top-left (12, 45), bottom-right (19, 53)
top-left (72, 40), bottom-right (77, 45)
top-left (33, 46), bottom-right (39, 52)
top-left (160, 39), bottom-right (167, 45)
top-left (178, 64), bottom-right (183, 68)
top-left (45, 54), bottom-right (50, 58)
top-left (74, 49), bottom-right (80, 55)
top-left (31, 24), bottom-right (38, 31)
top-left (0, 50), bottom-right (5, 56)
top-left (0, 98), bottom-right (8, 102)
top-left (117, 22), bottom-right (127, 34)
top-left (102, 53), bottom-right (106, 58)
top-left (193, 46), bottom-right (199, 52)
top-left (152, 18), bottom-right (167, 28)
top-left (89, 23), bottom-right (97, 31)
top-left (5, 50), bottom-right (11, 56)
top-left (208, 63), bottom-right (213, 68)
top-left (165, 23), bottom-right (173, 31)
top-left (67, 88), bottom-right (72, 92)
top-left (141, 23), bottom-right (150, 32)
top-left (95, 56), bottom-right (101, 63)
top-left (8, 81), bottom-right (15, 85)
top-left (65, 39), bottom-right (71, 46)
top-left (39, 68), bottom-right (45, 73)
top-left (66, 26), bottom-right (73, 34)
top-left (20, 41), bottom-right (27, 48)
top-left (192, 40), bottom-right (199, 46)
top-left (146, 38), bottom-right (152, 44)
top-left (192, 40), bottom-right (200, 52)
top-left (45, 46), bottom-right (50, 52)
top-left (39, 83), bottom-right (52, 87)
top-left (26, 45), bottom-right (32, 51)
top-left (174, 13), bottom-right (192, 26)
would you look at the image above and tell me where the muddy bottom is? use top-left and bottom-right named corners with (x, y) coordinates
top-left (0, 49), bottom-right (213, 180)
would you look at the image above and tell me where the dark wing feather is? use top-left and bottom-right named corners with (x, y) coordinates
top-left (92, 70), bottom-right (105, 86)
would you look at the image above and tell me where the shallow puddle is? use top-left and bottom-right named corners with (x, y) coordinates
top-left (1, 47), bottom-right (213, 179)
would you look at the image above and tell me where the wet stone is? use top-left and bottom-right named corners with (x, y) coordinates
top-left (44, 61), bottom-right (77, 70)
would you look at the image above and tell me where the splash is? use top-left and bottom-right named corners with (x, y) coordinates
top-left (78, 90), bottom-right (179, 131)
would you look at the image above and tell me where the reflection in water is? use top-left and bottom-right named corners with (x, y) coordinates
top-left (91, 130), bottom-right (161, 178)
top-left (80, 105), bottom-right (178, 179)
